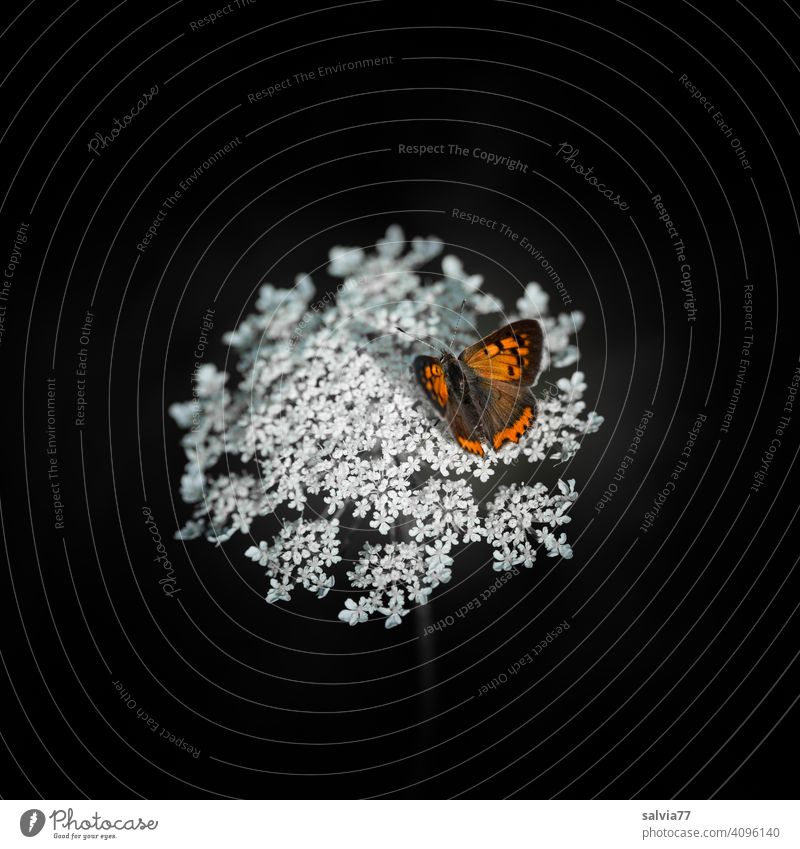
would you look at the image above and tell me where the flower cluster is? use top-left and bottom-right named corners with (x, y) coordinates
top-left (170, 225), bottom-right (602, 627)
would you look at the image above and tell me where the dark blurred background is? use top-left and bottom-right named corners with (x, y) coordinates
top-left (1, 0), bottom-right (798, 799)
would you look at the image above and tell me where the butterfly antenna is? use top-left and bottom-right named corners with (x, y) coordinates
top-left (395, 325), bottom-right (446, 355)
top-left (447, 298), bottom-right (467, 352)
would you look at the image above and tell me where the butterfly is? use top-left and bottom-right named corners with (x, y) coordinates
top-left (402, 316), bottom-right (544, 456)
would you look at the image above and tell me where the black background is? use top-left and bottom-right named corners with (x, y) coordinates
top-left (1, 0), bottom-right (799, 799)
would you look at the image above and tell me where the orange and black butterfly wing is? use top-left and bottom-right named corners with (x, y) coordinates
top-left (414, 356), bottom-right (485, 455)
top-left (446, 407), bottom-right (485, 456)
top-left (413, 355), bottom-right (449, 413)
top-left (459, 319), bottom-right (543, 386)
top-left (460, 319), bottom-right (543, 450)
top-left (476, 381), bottom-right (538, 451)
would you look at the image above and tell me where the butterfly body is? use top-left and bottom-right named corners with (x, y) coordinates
top-left (412, 319), bottom-right (544, 456)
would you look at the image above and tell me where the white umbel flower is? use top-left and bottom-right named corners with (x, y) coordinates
top-left (172, 226), bottom-right (600, 628)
